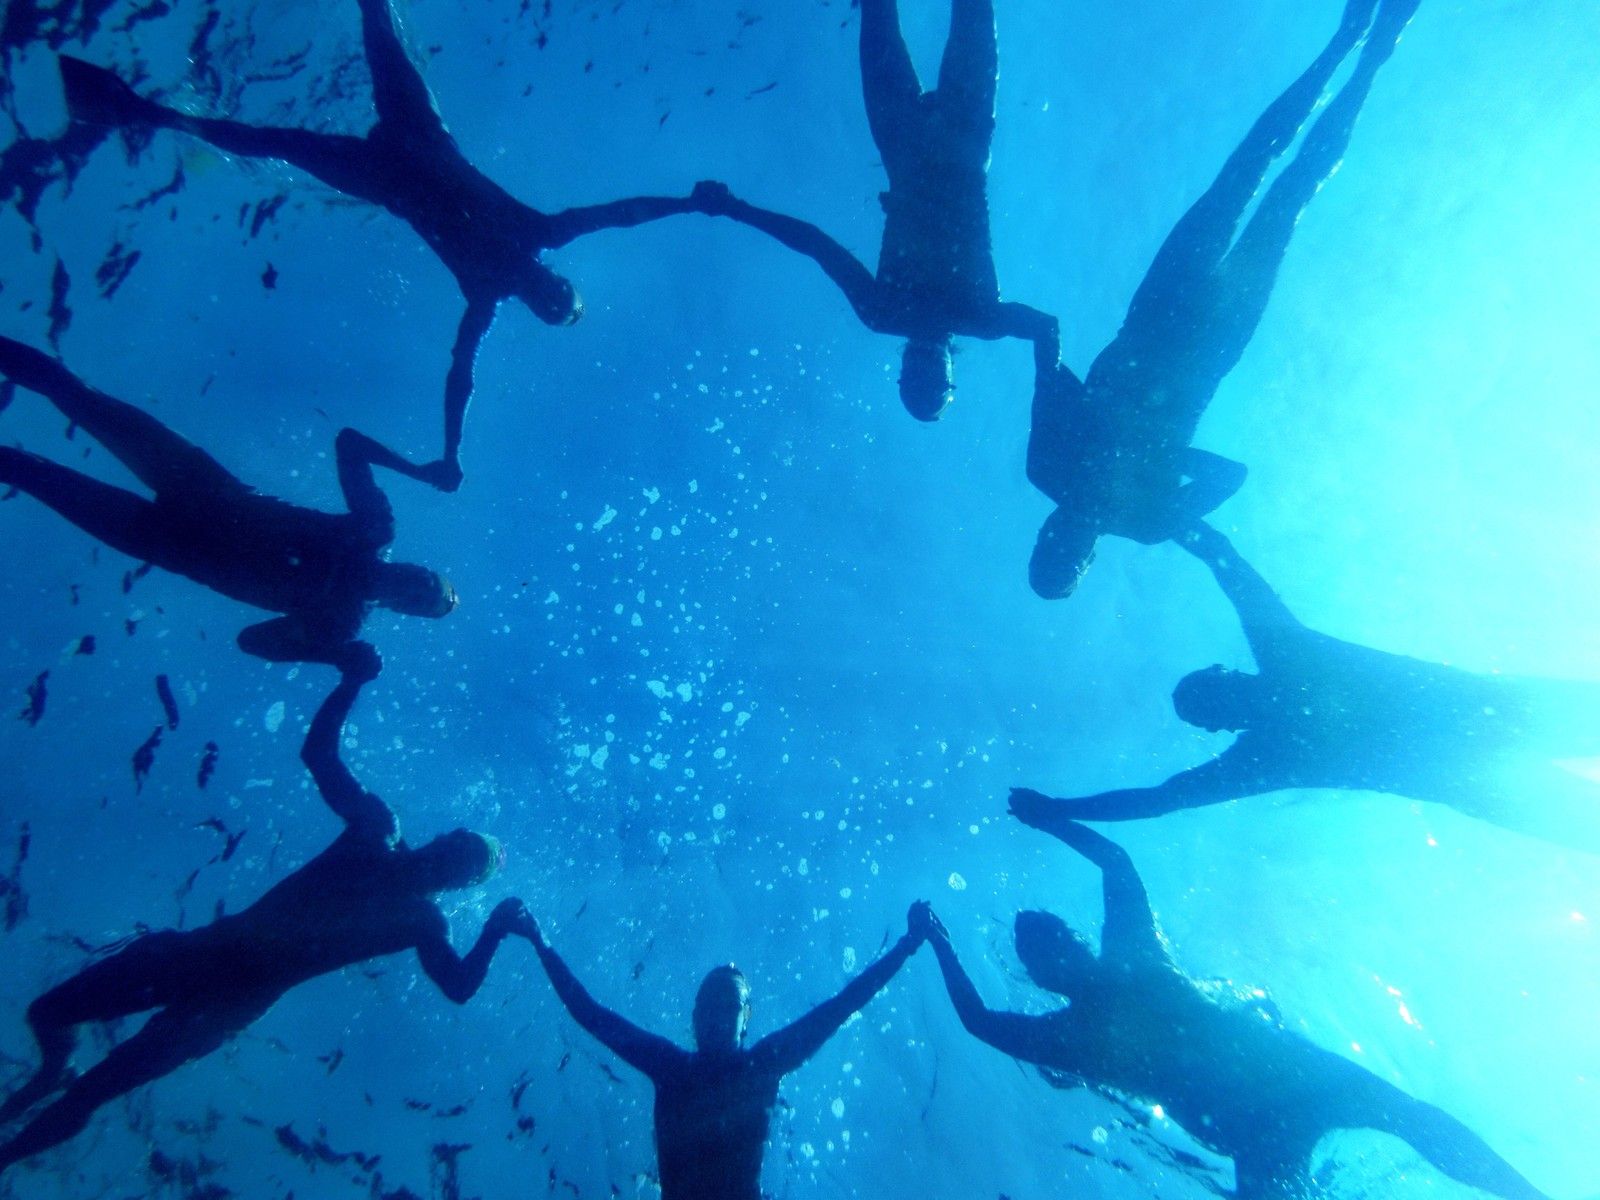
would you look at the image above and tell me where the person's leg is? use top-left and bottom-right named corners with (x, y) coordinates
top-left (174, 115), bottom-right (376, 195)
top-left (355, 0), bottom-right (446, 135)
top-left (1231, 1151), bottom-right (1315, 1200)
top-left (1212, 0), bottom-right (1416, 367)
top-left (859, 0), bottom-right (923, 172)
top-left (59, 56), bottom-right (376, 194)
top-left (1379, 1090), bottom-right (1549, 1200)
top-left (0, 932), bottom-right (185, 1126)
top-left (0, 1002), bottom-right (76, 1127)
top-left (1124, 0), bottom-right (1376, 330)
top-left (1454, 762), bottom-right (1600, 857)
top-left (0, 337), bottom-right (238, 497)
top-left (0, 448), bottom-right (173, 565)
top-left (933, 0), bottom-right (998, 158)
top-left (0, 996), bottom-right (270, 1174)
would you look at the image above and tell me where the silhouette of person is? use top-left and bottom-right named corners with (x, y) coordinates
top-left (690, 0), bottom-right (1052, 422)
top-left (1026, 0), bottom-right (1419, 599)
top-left (1014, 521), bottom-right (1600, 855)
top-left (518, 903), bottom-right (927, 1199)
top-left (58, 0), bottom-right (702, 489)
top-left (926, 814), bottom-right (1550, 1199)
top-left (0, 333), bottom-right (455, 670)
top-left (0, 662), bottom-right (525, 1174)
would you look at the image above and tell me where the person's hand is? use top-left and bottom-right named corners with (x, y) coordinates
top-left (339, 640), bottom-right (382, 684)
top-left (487, 897), bottom-right (530, 937)
top-left (1008, 786), bottom-right (1068, 830)
top-left (416, 458), bottom-right (465, 494)
top-left (691, 179), bottom-right (733, 213)
top-left (907, 900), bottom-right (947, 945)
top-left (508, 905), bottom-right (544, 945)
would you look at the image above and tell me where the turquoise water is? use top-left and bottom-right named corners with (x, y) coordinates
top-left (2, 1), bottom-right (1598, 1196)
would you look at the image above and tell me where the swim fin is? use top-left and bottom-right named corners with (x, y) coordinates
top-left (58, 56), bottom-right (162, 128)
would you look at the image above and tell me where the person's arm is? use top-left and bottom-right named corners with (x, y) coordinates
top-left (689, 180), bottom-right (881, 326)
top-left (299, 661), bottom-right (398, 843)
top-left (333, 428), bottom-right (404, 539)
top-left (236, 615), bottom-right (368, 672)
top-left (539, 193), bottom-right (700, 250)
top-left (1181, 522), bottom-right (1303, 666)
top-left (415, 898), bottom-right (527, 1004)
top-left (970, 302), bottom-right (1059, 349)
top-left (752, 904), bottom-right (924, 1075)
top-left (434, 298), bottom-right (500, 492)
top-left (520, 916), bottom-right (682, 1080)
top-left (1025, 359), bottom-right (1089, 500)
top-left (1006, 799), bottom-right (1163, 970)
top-left (925, 912), bottom-right (1060, 1064)
top-left (1005, 741), bottom-right (1279, 824)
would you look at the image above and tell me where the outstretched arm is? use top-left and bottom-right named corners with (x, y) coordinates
top-left (1181, 522), bottom-right (1303, 667)
top-left (753, 905), bottom-right (924, 1075)
top-left (1006, 798), bottom-right (1163, 970)
top-left (539, 193), bottom-right (700, 250)
top-left (299, 659), bottom-right (397, 843)
top-left (416, 898), bottom-right (527, 1004)
top-left (434, 297), bottom-right (500, 492)
top-left (1008, 756), bottom-right (1267, 821)
top-left (925, 913), bottom-right (1059, 1065)
top-left (690, 181), bottom-right (880, 326)
top-left (521, 917), bottom-right (683, 1081)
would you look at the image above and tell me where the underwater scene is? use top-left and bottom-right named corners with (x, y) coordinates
top-left (2, 0), bottom-right (1598, 1196)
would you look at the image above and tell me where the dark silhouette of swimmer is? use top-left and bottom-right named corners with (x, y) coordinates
top-left (519, 904), bottom-right (927, 1199)
top-left (0, 662), bottom-right (525, 1174)
top-left (690, 0), bottom-right (1052, 421)
top-left (58, 0), bottom-right (701, 490)
top-left (1015, 521), bottom-right (1600, 855)
top-left (1027, 0), bottom-right (1418, 599)
top-left (927, 816), bottom-right (1550, 1200)
top-left (0, 334), bottom-right (455, 670)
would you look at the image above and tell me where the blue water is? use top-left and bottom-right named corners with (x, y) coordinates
top-left (3, 1), bottom-right (1599, 1196)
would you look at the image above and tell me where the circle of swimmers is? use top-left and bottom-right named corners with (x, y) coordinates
top-left (0, 0), bottom-right (1590, 1196)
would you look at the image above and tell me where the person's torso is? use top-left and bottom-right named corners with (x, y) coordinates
top-left (200, 842), bottom-right (429, 992)
top-left (875, 164), bottom-right (998, 330)
top-left (1254, 636), bottom-right (1520, 793)
top-left (154, 491), bottom-right (374, 617)
top-left (367, 128), bottom-right (543, 294)
top-left (652, 1054), bottom-right (782, 1200)
top-left (1067, 972), bottom-right (1337, 1161)
top-left (1029, 369), bottom-right (1179, 540)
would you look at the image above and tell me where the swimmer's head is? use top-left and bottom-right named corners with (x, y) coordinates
top-left (410, 829), bottom-right (506, 892)
top-left (373, 562), bottom-right (458, 619)
top-left (1028, 507), bottom-right (1098, 600)
top-left (519, 267), bottom-right (583, 327)
top-left (692, 964), bottom-right (751, 1053)
top-left (1014, 910), bottom-right (1097, 999)
top-left (1172, 665), bottom-right (1258, 733)
top-left (898, 338), bottom-right (955, 422)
